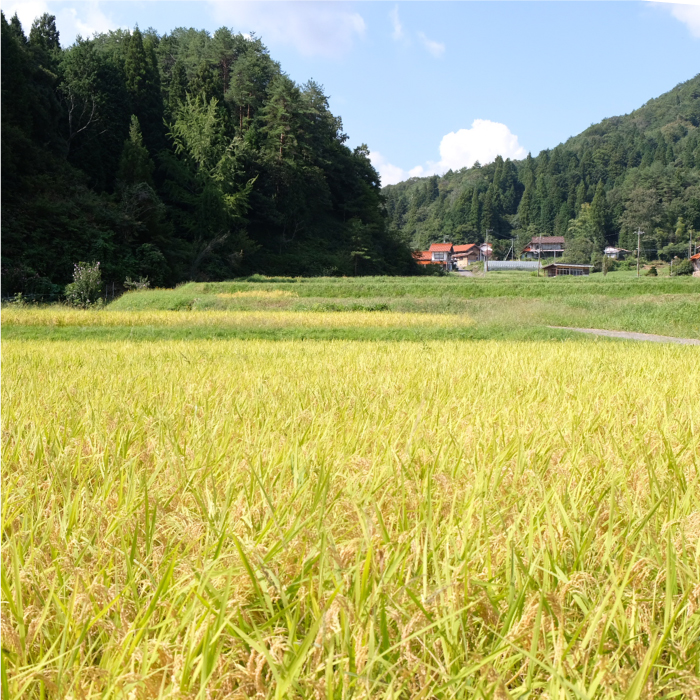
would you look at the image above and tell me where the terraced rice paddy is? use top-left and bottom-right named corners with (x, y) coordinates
top-left (2, 306), bottom-right (699, 698)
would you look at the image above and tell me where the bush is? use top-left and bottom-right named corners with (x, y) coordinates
top-left (670, 259), bottom-right (693, 276)
top-left (591, 253), bottom-right (619, 273)
top-left (418, 264), bottom-right (448, 276)
top-left (124, 276), bottom-right (151, 291)
top-left (645, 266), bottom-right (658, 276)
top-left (64, 262), bottom-right (102, 307)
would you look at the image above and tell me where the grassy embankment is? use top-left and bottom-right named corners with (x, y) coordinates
top-left (4, 272), bottom-right (699, 341)
top-left (3, 338), bottom-right (700, 698)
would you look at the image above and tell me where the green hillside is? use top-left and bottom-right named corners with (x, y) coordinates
top-left (384, 74), bottom-right (700, 262)
top-left (1, 13), bottom-right (416, 298)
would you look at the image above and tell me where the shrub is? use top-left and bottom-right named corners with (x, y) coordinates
top-left (645, 265), bottom-right (658, 276)
top-left (64, 262), bottom-right (102, 307)
top-left (591, 253), bottom-right (618, 273)
top-left (419, 264), bottom-right (447, 276)
top-left (124, 276), bottom-right (151, 291)
top-left (671, 259), bottom-right (693, 276)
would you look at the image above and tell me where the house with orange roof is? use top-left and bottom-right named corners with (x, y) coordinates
top-left (427, 242), bottom-right (454, 269)
top-left (452, 243), bottom-right (480, 267)
top-left (414, 250), bottom-right (433, 265)
top-left (691, 252), bottom-right (700, 276)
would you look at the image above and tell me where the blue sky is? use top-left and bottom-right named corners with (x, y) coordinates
top-left (6, 1), bottom-right (700, 184)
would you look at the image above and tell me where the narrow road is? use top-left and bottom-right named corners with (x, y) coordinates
top-left (549, 326), bottom-right (700, 345)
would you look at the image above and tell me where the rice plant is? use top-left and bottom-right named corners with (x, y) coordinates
top-left (2, 333), bottom-right (699, 698)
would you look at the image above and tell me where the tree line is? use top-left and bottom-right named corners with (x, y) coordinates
top-left (1, 13), bottom-right (417, 297)
top-left (384, 74), bottom-right (700, 264)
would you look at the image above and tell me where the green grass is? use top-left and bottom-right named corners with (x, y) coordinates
top-left (108, 273), bottom-right (700, 311)
top-left (6, 290), bottom-right (699, 341)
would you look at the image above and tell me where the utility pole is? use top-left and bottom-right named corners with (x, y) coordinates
top-left (537, 231), bottom-right (542, 277)
top-left (485, 228), bottom-right (492, 273)
top-left (690, 226), bottom-right (693, 260)
top-left (636, 228), bottom-right (642, 278)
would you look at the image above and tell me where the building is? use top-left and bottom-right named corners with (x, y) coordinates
top-left (417, 241), bottom-right (493, 270)
top-left (541, 263), bottom-right (593, 277)
top-left (415, 251), bottom-right (433, 266)
top-left (604, 247), bottom-right (631, 260)
top-left (523, 236), bottom-right (565, 259)
top-left (428, 242), bottom-right (454, 270)
top-left (691, 252), bottom-right (700, 276)
top-left (452, 243), bottom-right (480, 268)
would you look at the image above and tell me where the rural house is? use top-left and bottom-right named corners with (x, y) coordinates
top-left (604, 246), bottom-right (630, 260)
top-left (427, 242), bottom-right (455, 269)
top-left (479, 243), bottom-right (493, 260)
top-left (415, 250), bottom-right (433, 266)
top-left (541, 263), bottom-right (593, 277)
top-left (691, 252), bottom-right (700, 276)
top-left (523, 236), bottom-right (565, 259)
top-left (452, 243), bottom-right (480, 268)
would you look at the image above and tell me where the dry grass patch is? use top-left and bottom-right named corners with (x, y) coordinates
top-left (1, 307), bottom-right (473, 330)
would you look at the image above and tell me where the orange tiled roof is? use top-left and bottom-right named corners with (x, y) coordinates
top-left (453, 243), bottom-right (477, 253)
top-left (429, 243), bottom-right (453, 252)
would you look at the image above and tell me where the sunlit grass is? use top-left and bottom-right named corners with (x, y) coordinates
top-left (2, 337), bottom-right (699, 698)
top-left (1, 307), bottom-right (473, 329)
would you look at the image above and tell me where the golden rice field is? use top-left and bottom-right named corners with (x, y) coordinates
top-left (0, 307), bottom-right (472, 330)
top-left (2, 320), bottom-right (700, 697)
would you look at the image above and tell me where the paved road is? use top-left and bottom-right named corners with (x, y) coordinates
top-left (549, 326), bottom-right (700, 345)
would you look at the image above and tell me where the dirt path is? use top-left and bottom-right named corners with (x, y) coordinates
top-left (549, 326), bottom-right (700, 345)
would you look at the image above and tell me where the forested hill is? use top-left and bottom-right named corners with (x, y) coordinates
top-left (1, 13), bottom-right (416, 296)
top-left (384, 74), bottom-right (700, 261)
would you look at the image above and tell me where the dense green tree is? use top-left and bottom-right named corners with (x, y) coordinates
top-left (117, 115), bottom-right (154, 187)
top-left (124, 28), bottom-right (163, 153)
top-left (9, 13), bottom-right (26, 43)
top-left (163, 94), bottom-right (255, 279)
top-left (2, 17), bottom-right (416, 291)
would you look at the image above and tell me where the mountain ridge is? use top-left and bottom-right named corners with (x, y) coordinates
top-left (384, 73), bottom-right (700, 260)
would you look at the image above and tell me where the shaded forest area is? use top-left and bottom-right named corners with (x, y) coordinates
top-left (1, 13), bottom-right (417, 297)
top-left (385, 74), bottom-right (700, 264)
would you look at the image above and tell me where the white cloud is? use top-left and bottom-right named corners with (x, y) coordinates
top-left (3, 0), bottom-right (118, 45)
top-left (370, 151), bottom-right (411, 186)
top-left (651, 1), bottom-right (700, 38)
top-left (372, 119), bottom-right (526, 186)
top-left (418, 31), bottom-right (445, 58)
top-left (389, 4), bottom-right (403, 41)
top-left (207, 1), bottom-right (366, 58)
top-left (3, 0), bottom-right (50, 35)
top-left (438, 119), bottom-right (527, 170)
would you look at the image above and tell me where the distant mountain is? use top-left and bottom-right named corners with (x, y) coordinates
top-left (384, 74), bottom-right (700, 261)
